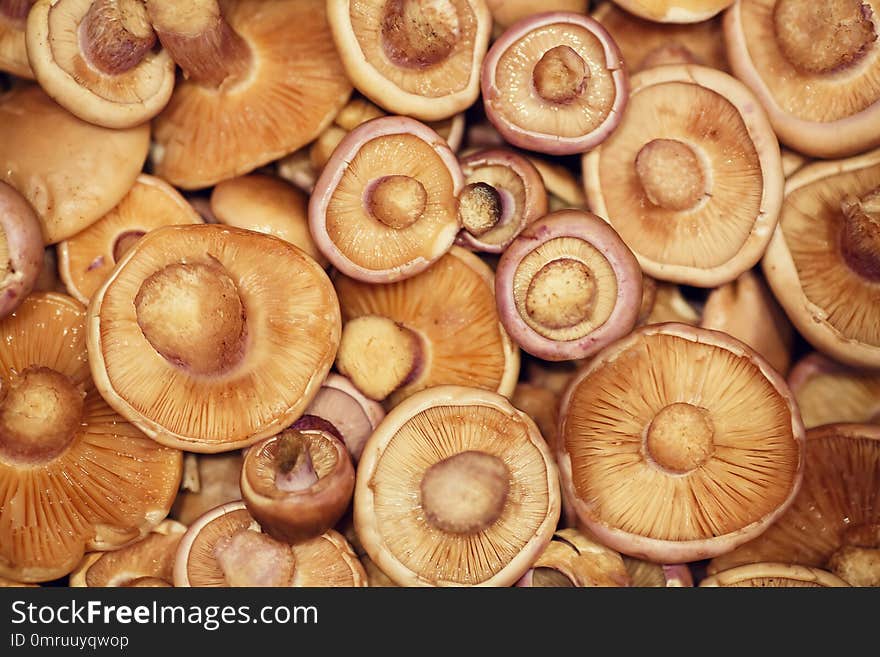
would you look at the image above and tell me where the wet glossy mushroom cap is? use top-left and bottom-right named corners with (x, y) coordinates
top-left (354, 385), bottom-right (560, 587)
top-left (700, 563), bottom-right (849, 588)
top-left (585, 64), bottom-right (783, 287)
top-left (26, 0), bottom-right (175, 128)
top-left (0, 181), bottom-right (43, 318)
top-left (495, 209), bottom-right (643, 361)
top-left (487, 0), bottom-right (589, 32)
top-left (58, 174), bottom-right (202, 305)
top-left (515, 528), bottom-right (631, 587)
top-left (725, 0), bottom-right (880, 158)
top-left (0, 293), bottom-right (182, 583)
top-left (171, 451), bottom-right (243, 526)
top-left (87, 224), bottom-right (340, 453)
top-left (482, 12), bottom-right (628, 155)
top-left (0, 0), bottom-right (34, 77)
top-left (327, 0), bottom-right (491, 121)
top-left (310, 116), bottom-right (463, 283)
top-left (788, 353), bottom-right (880, 429)
top-left (173, 501), bottom-right (366, 587)
top-left (612, 0), bottom-right (734, 23)
top-left (526, 156), bottom-right (587, 211)
top-left (334, 246), bottom-right (519, 404)
top-left (0, 84), bottom-right (148, 244)
top-left (149, 0), bottom-right (352, 189)
top-left (708, 423), bottom-right (880, 586)
top-left (622, 558), bottom-right (693, 587)
top-left (559, 323), bottom-right (805, 563)
top-left (764, 151), bottom-right (880, 368)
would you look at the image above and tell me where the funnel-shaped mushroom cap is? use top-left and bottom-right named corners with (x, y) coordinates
top-left (725, 0), bottom-right (880, 158)
top-left (622, 558), bottom-right (693, 587)
top-left (171, 452), bottom-right (242, 526)
top-left (701, 563), bottom-right (849, 587)
top-left (516, 528), bottom-right (631, 587)
top-left (788, 353), bottom-right (880, 429)
top-left (763, 150), bottom-right (880, 368)
top-left (0, 293), bottom-right (182, 583)
top-left (0, 0), bottom-right (33, 77)
top-left (327, 0), bottom-right (491, 121)
top-left (334, 246), bottom-right (519, 404)
top-left (0, 84), bottom-right (148, 244)
top-left (151, 0), bottom-right (352, 189)
top-left (559, 323), bottom-right (805, 563)
top-left (354, 386), bottom-right (560, 586)
top-left (0, 181), bottom-right (43, 319)
top-left (708, 424), bottom-right (880, 586)
top-left (584, 64), bottom-right (783, 287)
top-left (87, 224), bottom-right (340, 453)
top-left (612, 0), bottom-right (734, 23)
top-left (58, 174), bottom-right (202, 305)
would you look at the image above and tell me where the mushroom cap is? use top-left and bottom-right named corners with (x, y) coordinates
top-left (700, 562), bottom-right (849, 587)
top-left (611, 0), bottom-right (734, 23)
top-left (558, 322), bottom-right (805, 563)
top-left (171, 451), bottom-right (243, 526)
top-left (354, 385), bottom-right (561, 586)
top-left (0, 0), bottom-right (34, 78)
top-left (58, 174), bottom-right (202, 305)
top-left (151, 0), bottom-right (352, 189)
top-left (0, 180), bottom-right (44, 318)
top-left (788, 353), bottom-right (880, 429)
top-left (326, 0), bottom-right (492, 121)
top-left (0, 84), bottom-right (149, 244)
top-left (762, 149), bottom-right (880, 368)
top-left (584, 64), bottom-right (783, 287)
top-left (87, 224), bottom-right (340, 453)
top-left (517, 527), bottom-right (632, 587)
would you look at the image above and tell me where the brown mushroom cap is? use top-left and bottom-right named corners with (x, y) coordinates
top-left (788, 353), bottom-right (880, 429)
top-left (354, 385), bottom-right (560, 587)
top-left (516, 528), bottom-right (632, 587)
top-left (0, 84), bottom-right (149, 244)
top-left (87, 224), bottom-right (340, 453)
top-left (584, 64), bottom-right (783, 287)
top-left (0, 181), bottom-right (43, 319)
top-left (0, 293), bottom-right (182, 583)
top-left (612, 0), bottom-right (734, 23)
top-left (0, 0), bottom-right (34, 77)
top-left (171, 451), bottom-right (243, 526)
top-left (559, 323), bottom-right (805, 563)
top-left (700, 562), bottom-right (849, 587)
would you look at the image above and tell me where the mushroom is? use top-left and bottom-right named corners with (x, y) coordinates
top-left (209, 174), bottom-right (326, 268)
top-left (610, 0), bottom-right (734, 24)
top-left (57, 174), bottom-right (202, 305)
top-left (526, 156), bottom-right (587, 211)
top-left (334, 246), bottom-right (519, 404)
top-left (360, 554), bottom-right (397, 587)
top-left (326, 0), bottom-right (492, 121)
top-left (700, 563), bottom-right (849, 588)
top-left (309, 116), bottom-right (463, 283)
top-left (622, 558), bottom-right (693, 587)
top-left (240, 425), bottom-right (355, 544)
top-left (173, 501), bottom-right (366, 587)
top-left (0, 292), bottom-right (182, 583)
top-left (787, 353), bottom-right (880, 429)
top-left (87, 224), bottom-right (340, 453)
top-left (147, 0), bottom-right (352, 189)
top-left (495, 209), bottom-right (643, 361)
top-left (762, 149), bottom-right (880, 368)
top-left (0, 84), bottom-right (149, 244)
top-left (707, 423), bottom-right (880, 587)
top-left (515, 528), bottom-right (631, 587)
top-left (354, 385), bottom-right (560, 586)
top-left (0, 0), bottom-right (34, 77)
top-left (584, 64), bottom-right (784, 288)
top-left (482, 12), bottom-right (628, 155)
top-left (558, 323), bottom-right (805, 563)
top-left (0, 576), bottom-right (37, 587)
top-left (725, 0), bottom-right (880, 158)
top-left (171, 452), bottom-right (243, 526)
top-left (486, 0), bottom-right (590, 33)
top-left (26, 0), bottom-right (175, 128)
top-left (0, 181), bottom-right (43, 319)
top-left (69, 520), bottom-right (187, 587)
top-left (457, 149), bottom-right (548, 253)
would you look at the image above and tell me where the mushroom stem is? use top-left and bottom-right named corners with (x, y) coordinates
top-left (80, 0), bottom-right (157, 76)
top-left (0, 0), bottom-right (33, 21)
top-left (145, 0), bottom-right (251, 88)
top-left (381, 0), bottom-right (460, 69)
top-left (645, 403), bottom-right (715, 474)
top-left (273, 431), bottom-right (318, 493)
top-left (532, 45), bottom-right (589, 104)
top-left (635, 139), bottom-right (708, 211)
top-left (840, 189), bottom-right (880, 281)
top-left (458, 182), bottom-right (503, 237)
top-left (525, 258), bottom-right (597, 330)
top-left (366, 175), bottom-right (428, 230)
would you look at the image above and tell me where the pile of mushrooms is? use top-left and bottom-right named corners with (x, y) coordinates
top-left (1, 0), bottom-right (878, 589)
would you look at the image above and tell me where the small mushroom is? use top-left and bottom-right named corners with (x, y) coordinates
top-left (173, 501), bottom-right (366, 587)
top-left (526, 156), bottom-right (587, 211)
top-left (584, 64), bottom-right (784, 287)
top-left (354, 385), bottom-right (560, 587)
top-left (57, 174), bottom-right (202, 305)
top-left (515, 528), bottom-right (631, 587)
top-left (611, 0), bottom-right (734, 24)
top-left (558, 323), bottom-right (805, 563)
top-left (334, 246), bottom-right (519, 404)
top-left (762, 148), bottom-right (880, 368)
top-left (327, 0), bottom-right (492, 121)
top-left (725, 0), bottom-right (880, 158)
top-left (0, 0), bottom-right (34, 77)
top-left (310, 116), bottom-right (463, 283)
top-left (171, 452), bottom-right (243, 526)
top-left (0, 181), bottom-right (43, 319)
top-left (495, 209), bottom-right (643, 361)
top-left (622, 558), bottom-right (693, 587)
top-left (787, 353), bottom-right (880, 429)
top-left (87, 224), bottom-right (340, 453)
top-left (700, 563), bottom-right (849, 588)
top-left (482, 12), bottom-right (628, 155)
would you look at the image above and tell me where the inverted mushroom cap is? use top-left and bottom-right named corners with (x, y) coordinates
top-left (310, 116), bottom-right (463, 283)
top-left (0, 292), bottom-right (182, 583)
top-left (584, 64), bottom-right (783, 287)
top-left (0, 181), bottom-right (43, 318)
top-left (0, 0), bottom-right (34, 77)
top-left (327, 0), bottom-right (492, 121)
top-left (0, 84), bottom-right (149, 244)
top-left (58, 174), bottom-right (202, 305)
top-left (788, 353), bottom-right (880, 429)
top-left (495, 209), bottom-right (643, 361)
top-left (559, 322), bottom-right (805, 563)
top-left (724, 0), bottom-right (880, 158)
top-left (171, 451), bottom-right (243, 526)
top-left (87, 224), bottom-right (340, 453)
top-left (515, 528), bottom-right (631, 587)
top-left (622, 558), bottom-right (693, 587)
top-left (482, 12), bottom-right (628, 155)
top-left (700, 563), bottom-right (849, 588)
top-left (762, 149), bottom-right (880, 368)
top-left (611, 0), bottom-right (734, 23)
top-left (354, 385), bottom-right (561, 587)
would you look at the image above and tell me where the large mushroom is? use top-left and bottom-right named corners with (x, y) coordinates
top-left (788, 353), bottom-right (880, 429)
top-left (0, 0), bottom-right (34, 77)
